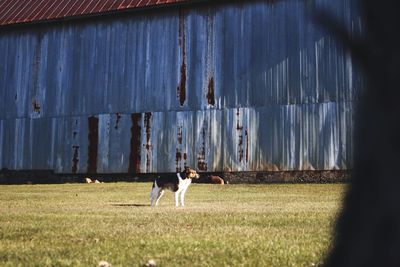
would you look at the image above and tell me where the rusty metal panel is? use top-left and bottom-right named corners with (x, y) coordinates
top-left (0, 1), bottom-right (362, 119)
top-left (0, 0), bottom-right (190, 27)
top-left (0, 0), bottom-right (361, 174)
top-left (0, 103), bottom-right (355, 173)
top-left (222, 108), bottom-right (254, 172)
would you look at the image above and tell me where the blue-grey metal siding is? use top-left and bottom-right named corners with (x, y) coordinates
top-left (0, 0), bottom-right (362, 174)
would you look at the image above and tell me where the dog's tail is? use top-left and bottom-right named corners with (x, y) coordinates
top-left (152, 176), bottom-right (160, 188)
top-left (150, 178), bottom-right (159, 199)
top-left (152, 177), bottom-right (159, 188)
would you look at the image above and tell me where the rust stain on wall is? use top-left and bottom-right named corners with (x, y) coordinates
top-left (177, 10), bottom-right (187, 106)
top-left (197, 127), bottom-right (208, 171)
top-left (115, 112), bottom-right (122, 130)
top-left (238, 133), bottom-right (244, 162)
top-left (87, 116), bottom-right (99, 174)
top-left (144, 112), bottom-right (152, 172)
top-left (128, 113), bottom-right (142, 173)
top-left (176, 126), bottom-right (184, 172)
top-left (176, 149), bottom-right (182, 173)
top-left (205, 9), bottom-right (215, 108)
top-left (236, 108), bottom-right (244, 162)
top-left (32, 99), bottom-right (41, 113)
top-left (245, 129), bottom-right (249, 163)
top-left (177, 61), bottom-right (187, 106)
top-left (177, 126), bottom-right (183, 144)
top-left (72, 145), bottom-right (79, 174)
top-left (144, 113), bottom-right (152, 150)
top-left (206, 77), bottom-right (215, 106)
top-left (236, 108), bottom-right (243, 131)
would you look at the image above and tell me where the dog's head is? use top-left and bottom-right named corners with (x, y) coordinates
top-left (185, 167), bottom-right (200, 179)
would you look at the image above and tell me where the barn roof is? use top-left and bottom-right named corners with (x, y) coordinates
top-left (0, 0), bottom-right (194, 27)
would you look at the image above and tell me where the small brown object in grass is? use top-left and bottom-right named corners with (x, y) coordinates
top-left (209, 175), bottom-right (224, 184)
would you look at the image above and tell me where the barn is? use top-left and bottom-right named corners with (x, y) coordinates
top-left (0, 0), bottom-right (361, 183)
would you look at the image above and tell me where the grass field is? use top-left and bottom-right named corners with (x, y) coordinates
top-left (0, 183), bottom-right (345, 267)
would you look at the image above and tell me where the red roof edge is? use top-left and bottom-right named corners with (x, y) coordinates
top-left (0, 0), bottom-right (212, 28)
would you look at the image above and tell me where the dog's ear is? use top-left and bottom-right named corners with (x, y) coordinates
top-left (180, 170), bottom-right (188, 179)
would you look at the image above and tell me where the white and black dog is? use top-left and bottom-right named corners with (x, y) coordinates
top-left (150, 167), bottom-right (200, 207)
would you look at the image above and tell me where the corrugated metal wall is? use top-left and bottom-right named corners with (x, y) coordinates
top-left (0, 0), bottom-right (362, 174)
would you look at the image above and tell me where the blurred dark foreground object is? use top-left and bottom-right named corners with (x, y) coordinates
top-left (321, 0), bottom-right (400, 266)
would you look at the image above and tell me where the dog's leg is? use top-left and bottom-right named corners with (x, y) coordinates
top-left (180, 189), bottom-right (187, 207)
top-left (174, 191), bottom-right (180, 207)
top-left (155, 189), bottom-right (165, 206)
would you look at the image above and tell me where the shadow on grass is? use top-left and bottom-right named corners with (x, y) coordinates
top-left (111, 203), bottom-right (150, 207)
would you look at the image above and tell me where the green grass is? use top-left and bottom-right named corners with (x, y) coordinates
top-left (0, 183), bottom-right (345, 267)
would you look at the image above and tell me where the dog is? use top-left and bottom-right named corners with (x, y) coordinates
top-left (209, 175), bottom-right (225, 184)
top-left (150, 167), bottom-right (200, 207)
top-left (85, 177), bottom-right (102, 184)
